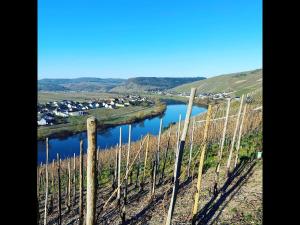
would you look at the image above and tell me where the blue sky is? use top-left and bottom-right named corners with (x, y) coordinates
top-left (38, 0), bottom-right (262, 79)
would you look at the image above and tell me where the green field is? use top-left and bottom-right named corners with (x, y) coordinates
top-left (171, 69), bottom-right (262, 96)
top-left (38, 103), bottom-right (166, 140)
top-left (138, 93), bottom-right (213, 107)
top-left (38, 91), bottom-right (120, 104)
top-left (38, 91), bottom-right (195, 105)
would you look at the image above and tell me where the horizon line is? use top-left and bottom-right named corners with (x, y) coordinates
top-left (38, 68), bottom-right (262, 80)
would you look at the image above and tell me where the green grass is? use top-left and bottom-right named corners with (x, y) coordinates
top-left (38, 91), bottom-right (120, 104)
top-left (171, 69), bottom-right (262, 97)
top-left (38, 103), bottom-right (166, 140)
top-left (140, 93), bottom-right (213, 108)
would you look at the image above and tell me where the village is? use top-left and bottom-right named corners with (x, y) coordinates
top-left (150, 90), bottom-right (242, 100)
top-left (37, 95), bottom-right (154, 126)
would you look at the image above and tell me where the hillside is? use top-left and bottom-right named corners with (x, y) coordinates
top-left (171, 69), bottom-right (262, 96)
top-left (110, 77), bottom-right (206, 93)
top-left (38, 77), bottom-right (126, 92)
top-left (38, 77), bottom-right (206, 93)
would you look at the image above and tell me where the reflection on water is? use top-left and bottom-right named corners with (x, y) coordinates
top-left (37, 104), bottom-right (206, 164)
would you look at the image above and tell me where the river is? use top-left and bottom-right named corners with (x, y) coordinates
top-left (37, 104), bottom-right (207, 164)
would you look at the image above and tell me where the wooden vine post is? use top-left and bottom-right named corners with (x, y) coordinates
top-left (44, 138), bottom-right (49, 225)
top-left (121, 125), bottom-right (132, 224)
top-left (40, 162), bottom-right (43, 195)
top-left (57, 153), bottom-right (62, 225)
top-left (101, 136), bottom-right (147, 211)
top-left (49, 160), bottom-right (53, 195)
top-left (37, 192), bottom-right (40, 223)
top-left (73, 153), bottom-right (76, 205)
top-left (226, 95), bottom-right (244, 177)
top-left (136, 139), bottom-right (142, 189)
top-left (151, 118), bottom-right (163, 196)
top-left (191, 105), bottom-right (212, 221)
top-left (187, 118), bottom-right (196, 178)
top-left (113, 143), bottom-right (119, 190)
top-left (214, 98), bottom-right (231, 193)
top-left (175, 114), bottom-right (182, 161)
top-left (160, 128), bottom-right (171, 183)
top-left (141, 134), bottom-right (150, 189)
top-left (124, 125), bottom-right (131, 204)
top-left (37, 167), bottom-right (40, 199)
top-left (234, 103), bottom-right (248, 168)
top-left (151, 158), bottom-right (156, 197)
top-left (67, 159), bottom-right (71, 210)
top-left (86, 117), bottom-right (97, 225)
top-left (117, 127), bottom-right (122, 204)
top-left (165, 88), bottom-right (197, 225)
top-left (157, 118), bottom-right (163, 173)
top-left (96, 147), bottom-right (100, 188)
top-left (79, 140), bottom-right (84, 225)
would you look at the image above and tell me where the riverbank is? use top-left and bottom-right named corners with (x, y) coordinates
top-left (140, 93), bottom-right (224, 108)
top-left (37, 102), bottom-right (166, 141)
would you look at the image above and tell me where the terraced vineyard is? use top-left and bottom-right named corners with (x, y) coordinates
top-left (171, 69), bottom-right (262, 97)
top-left (37, 89), bottom-right (262, 225)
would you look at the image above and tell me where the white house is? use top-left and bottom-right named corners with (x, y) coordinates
top-left (53, 110), bottom-right (69, 117)
top-left (38, 118), bottom-right (47, 126)
top-left (104, 104), bottom-right (115, 109)
top-left (69, 111), bottom-right (86, 116)
top-left (43, 115), bottom-right (54, 121)
top-left (116, 103), bottom-right (125, 107)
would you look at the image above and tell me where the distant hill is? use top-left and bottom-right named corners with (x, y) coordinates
top-left (38, 76), bottom-right (206, 93)
top-left (110, 77), bottom-right (206, 93)
top-left (38, 77), bottom-right (126, 92)
top-left (170, 69), bottom-right (262, 96)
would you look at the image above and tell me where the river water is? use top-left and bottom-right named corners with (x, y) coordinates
top-left (37, 104), bottom-right (206, 164)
